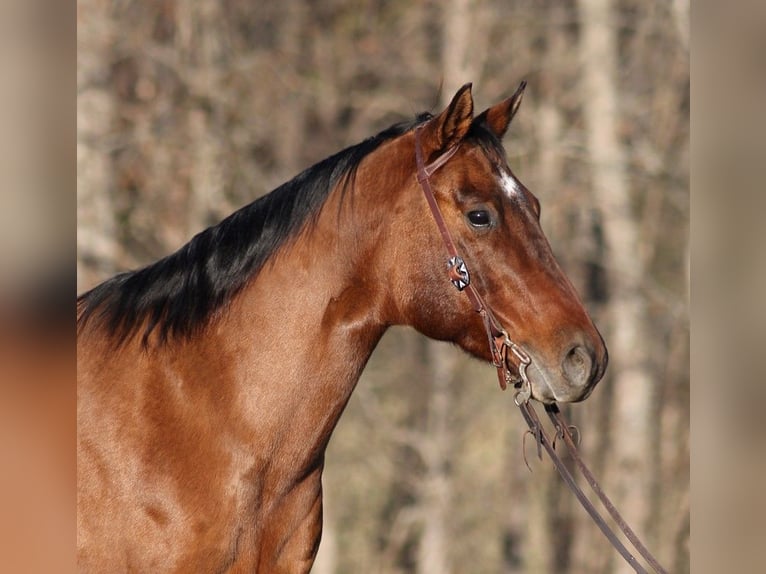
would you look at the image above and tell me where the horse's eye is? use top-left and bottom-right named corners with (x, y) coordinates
top-left (466, 210), bottom-right (491, 228)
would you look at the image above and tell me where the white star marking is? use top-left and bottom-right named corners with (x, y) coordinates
top-left (500, 171), bottom-right (523, 200)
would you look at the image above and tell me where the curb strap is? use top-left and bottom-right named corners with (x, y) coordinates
top-left (414, 126), bottom-right (531, 398)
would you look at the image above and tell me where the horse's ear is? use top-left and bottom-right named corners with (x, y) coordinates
top-left (421, 83), bottom-right (474, 153)
top-left (475, 81), bottom-right (527, 139)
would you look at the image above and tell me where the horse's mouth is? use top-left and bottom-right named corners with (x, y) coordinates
top-left (525, 360), bottom-right (585, 404)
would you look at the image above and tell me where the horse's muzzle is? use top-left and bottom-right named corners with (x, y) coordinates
top-left (528, 334), bottom-right (608, 403)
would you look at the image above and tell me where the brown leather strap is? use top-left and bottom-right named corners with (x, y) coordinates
top-left (545, 404), bottom-right (669, 574)
top-left (517, 401), bottom-right (652, 574)
top-left (413, 132), bottom-right (468, 290)
top-left (412, 122), bottom-right (666, 574)
top-left (414, 126), bottom-right (521, 391)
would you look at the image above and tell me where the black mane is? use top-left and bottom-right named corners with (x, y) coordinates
top-left (77, 114), bottom-right (433, 346)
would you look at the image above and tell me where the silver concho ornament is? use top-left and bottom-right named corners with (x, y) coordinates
top-left (447, 256), bottom-right (470, 291)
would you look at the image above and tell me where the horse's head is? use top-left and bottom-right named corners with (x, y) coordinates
top-left (380, 83), bottom-right (607, 403)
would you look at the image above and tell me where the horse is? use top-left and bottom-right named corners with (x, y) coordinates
top-left (77, 83), bottom-right (607, 573)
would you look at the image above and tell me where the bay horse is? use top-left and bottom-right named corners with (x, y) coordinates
top-left (77, 83), bottom-right (607, 573)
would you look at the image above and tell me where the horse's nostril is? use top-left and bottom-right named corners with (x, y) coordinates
top-left (562, 345), bottom-right (594, 387)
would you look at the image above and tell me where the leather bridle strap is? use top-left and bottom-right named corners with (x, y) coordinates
top-left (518, 400), bottom-right (660, 574)
top-left (544, 404), bottom-right (669, 574)
top-left (414, 126), bottom-right (531, 396)
top-left (414, 130), bottom-right (482, 311)
top-left (413, 124), bottom-right (667, 574)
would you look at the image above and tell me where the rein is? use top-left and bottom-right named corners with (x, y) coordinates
top-left (413, 126), bottom-right (667, 574)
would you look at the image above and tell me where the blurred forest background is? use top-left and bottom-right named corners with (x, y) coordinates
top-left (77, 0), bottom-right (688, 572)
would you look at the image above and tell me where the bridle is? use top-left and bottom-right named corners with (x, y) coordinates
top-left (413, 125), bottom-right (668, 574)
top-left (414, 126), bottom-right (533, 404)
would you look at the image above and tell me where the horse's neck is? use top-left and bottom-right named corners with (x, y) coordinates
top-left (208, 209), bottom-right (388, 477)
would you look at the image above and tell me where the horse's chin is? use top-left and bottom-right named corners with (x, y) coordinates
top-left (525, 381), bottom-right (557, 405)
top-left (525, 360), bottom-right (594, 404)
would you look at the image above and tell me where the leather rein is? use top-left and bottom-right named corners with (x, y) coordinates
top-left (413, 126), bottom-right (667, 574)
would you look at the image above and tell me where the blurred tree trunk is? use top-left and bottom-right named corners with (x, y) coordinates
top-left (577, 0), bottom-right (654, 571)
top-left (416, 343), bottom-right (458, 574)
top-left (77, 0), bottom-right (116, 291)
top-left (523, 5), bottom-right (572, 571)
top-left (440, 0), bottom-right (473, 97)
top-left (415, 3), bottom-right (487, 572)
top-left (176, 0), bottom-right (228, 233)
top-left (312, 486), bottom-right (337, 574)
top-left (274, 0), bottom-right (307, 179)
